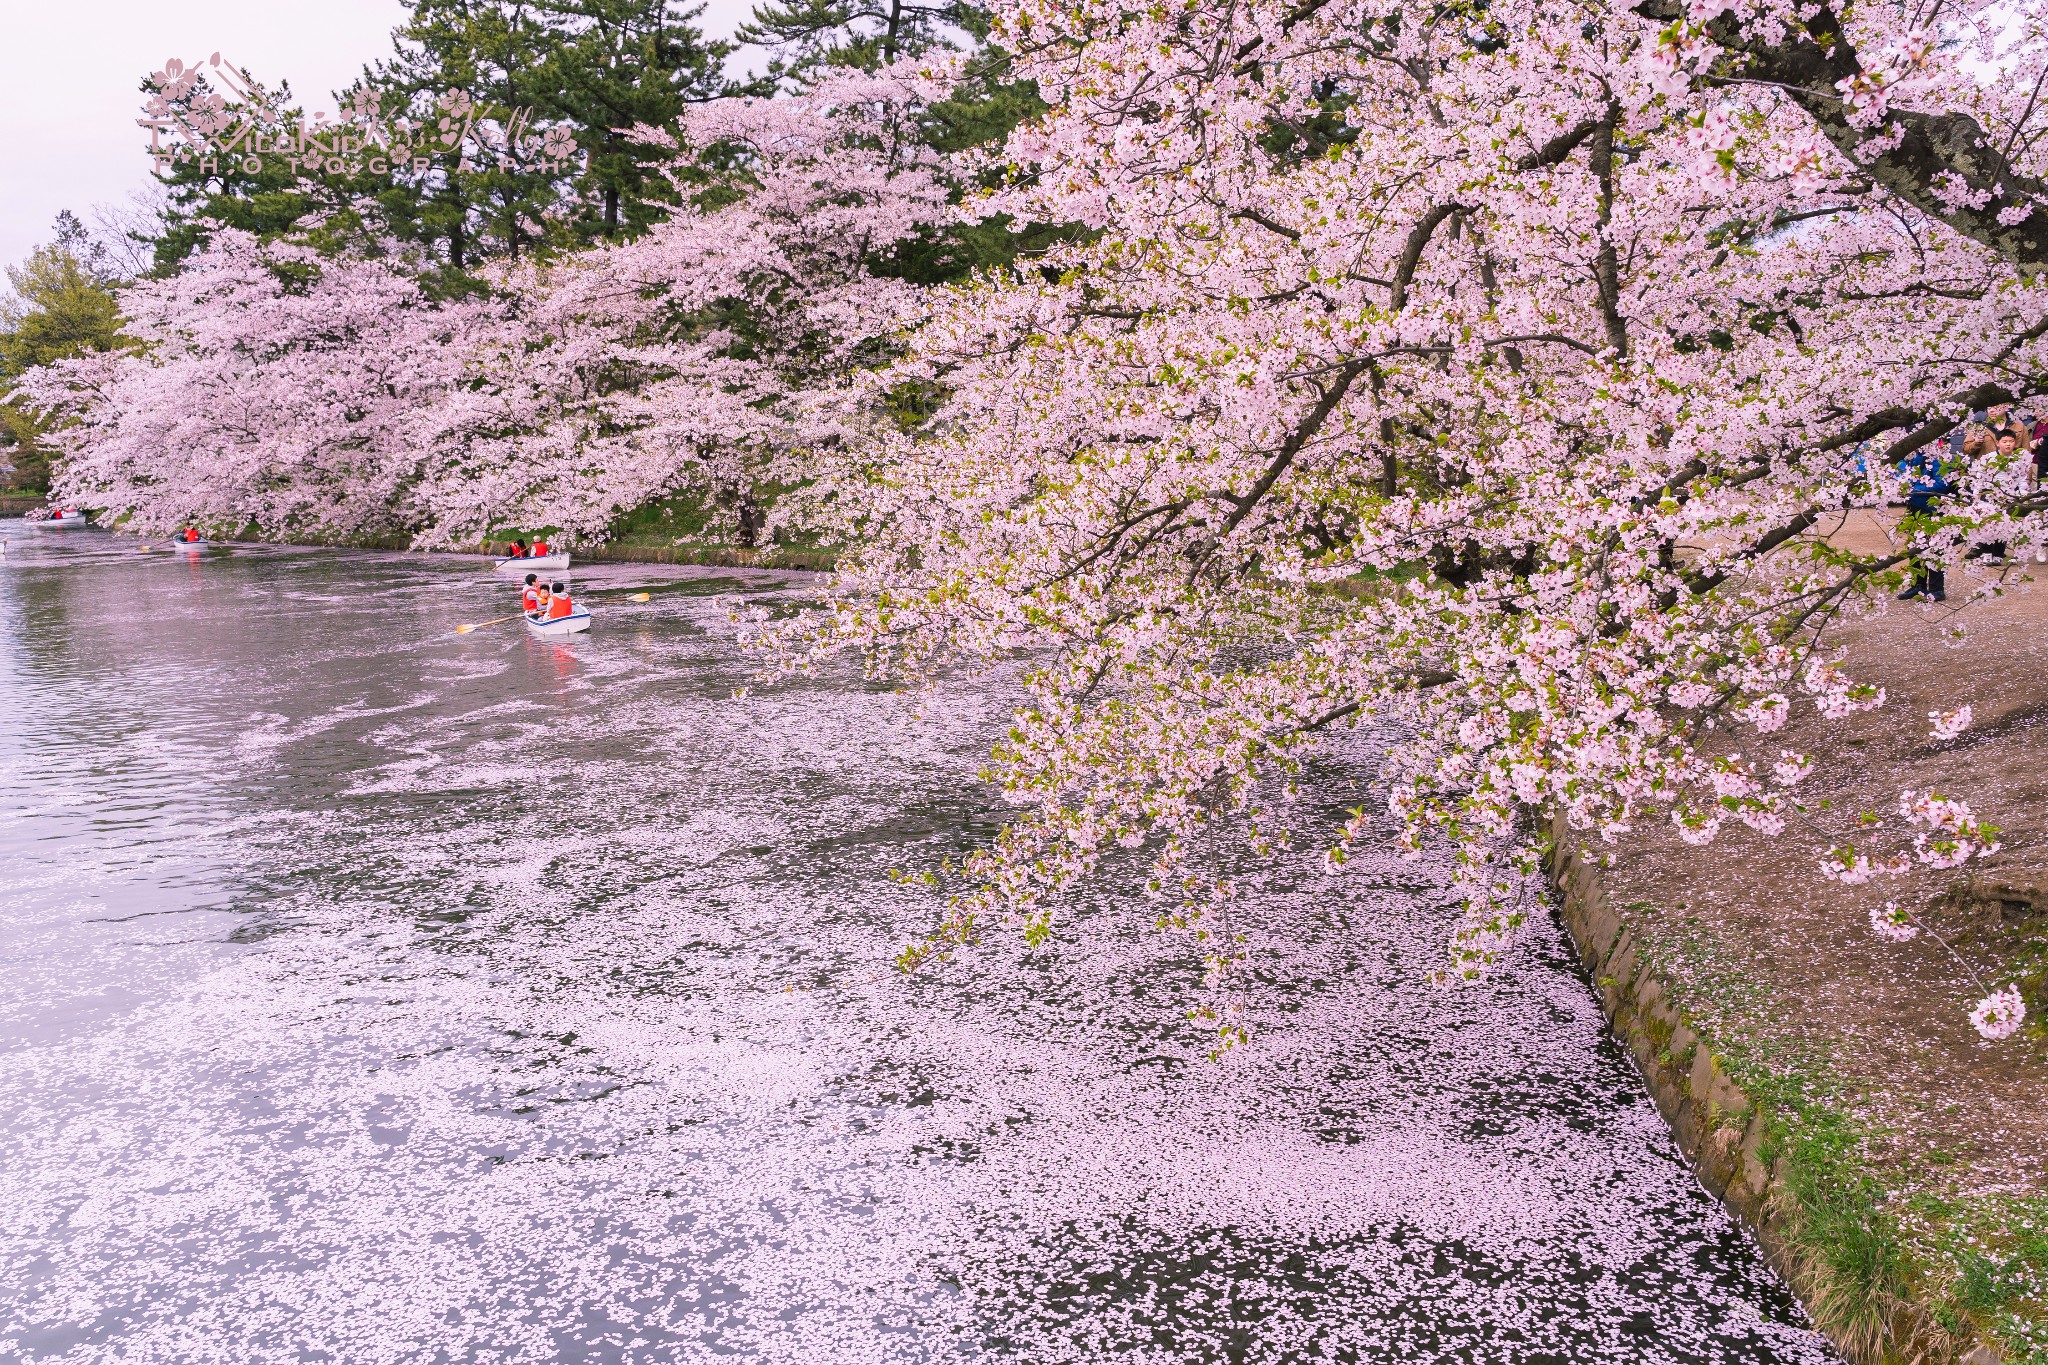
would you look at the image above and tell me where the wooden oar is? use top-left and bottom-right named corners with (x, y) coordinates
top-left (455, 613), bottom-right (525, 634)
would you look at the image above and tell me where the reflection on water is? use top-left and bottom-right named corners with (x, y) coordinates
top-left (0, 528), bottom-right (1835, 1363)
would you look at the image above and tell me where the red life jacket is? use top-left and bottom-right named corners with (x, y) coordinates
top-left (533, 540), bottom-right (550, 556)
top-left (183, 528), bottom-right (198, 542)
top-left (546, 594), bottom-right (574, 619)
top-left (522, 587), bottom-right (541, 610)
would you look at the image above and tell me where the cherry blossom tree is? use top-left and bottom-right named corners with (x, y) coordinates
top-left (759, 0), bottom-right (2048, 1042)
top-left (27, 66), bottom-right (952, 550)
top-left (408, 64), bottom-right (951, 548)
top-left (23, 229), bottom-right (489, 541)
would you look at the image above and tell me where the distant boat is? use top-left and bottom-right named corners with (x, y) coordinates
top-left (26, 509), bottom-right (89, 527)
top-left (524, 608), bottom-right (591, 637)
top-left (495, 551), bottom-right (570, 573)
top-left (168, 539), bottom-right (209, 552)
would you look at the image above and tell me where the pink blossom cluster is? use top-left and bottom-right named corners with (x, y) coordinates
top-left (21, 0), bottom-right (2046, 1045)
top-left (1802, 662), bottom-right (1886, 722)
top-left (20, 231), bottom-right (487, 540)
top-left (1926, 706), bottom-right (1972, 741)
top-left (1971, 986), bottom-right (2028, 1041)
top-left (1899, 789), bottom-right (2004, 869)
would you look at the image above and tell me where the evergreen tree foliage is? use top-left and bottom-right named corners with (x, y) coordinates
top-left (0, 220), bottom-right (132, 491)
top-left (875, 49), bottom-right (1084, 286)
top-left (145, 74), bottom-right (361, 275)
top-left (146, 0), bottom-right (744, 280)
top-left (736, 0), bottom-right (969, 79)
top-left (535, 0), bottom-right (750, 244)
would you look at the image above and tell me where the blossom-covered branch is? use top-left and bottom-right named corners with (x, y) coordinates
top-left (758, 0), bottom-right (2047, 1043)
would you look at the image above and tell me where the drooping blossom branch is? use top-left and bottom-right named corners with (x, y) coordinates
top-left (754, 0), bottom-right (2047, 1044)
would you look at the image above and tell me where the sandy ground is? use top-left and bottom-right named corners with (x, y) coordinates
top-left (1593, 510), bottom-right (2048, 1202)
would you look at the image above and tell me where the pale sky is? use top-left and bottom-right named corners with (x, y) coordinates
top-left (0, 0), bottom-right (763, 272)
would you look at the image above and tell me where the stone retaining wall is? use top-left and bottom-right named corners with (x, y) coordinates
top-left (1543, 818), bottom-right (1990, 1365)
top-left (207, 531), bottom-right (835, 571)
top-left (574, 542), bottom-right (835, 571)
top-left (7, 510), bottom-right (836, 571)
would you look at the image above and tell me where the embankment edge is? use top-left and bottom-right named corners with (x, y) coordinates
top-left (1542, 814), bottom-right (1991, 1365)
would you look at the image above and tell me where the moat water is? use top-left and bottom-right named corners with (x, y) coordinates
top-left (0, 530), bottom-right (1836, 1363)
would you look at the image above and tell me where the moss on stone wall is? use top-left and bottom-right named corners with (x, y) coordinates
top-left (1545, 817), bottom-right (2037, 1365)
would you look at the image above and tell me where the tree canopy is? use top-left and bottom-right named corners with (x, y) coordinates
top-left (17, 0), bottom-right (2047, 1051)
top-left (0, 215), bottom-right (130, 491)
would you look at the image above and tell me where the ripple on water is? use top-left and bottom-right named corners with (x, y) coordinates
top-left (0, 541), bottom-right (1836, 1363)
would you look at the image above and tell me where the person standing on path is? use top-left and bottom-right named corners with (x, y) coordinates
top-left (1897, 444), bottom-right (1953, 601)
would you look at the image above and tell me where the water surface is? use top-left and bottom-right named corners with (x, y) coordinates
top-left (0, 529), bottom-right (1835, 1363)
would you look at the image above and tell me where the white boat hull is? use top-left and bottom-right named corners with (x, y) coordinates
top-left (524, 609), bottom-right (591, 637)
top-left (495, 552), bottom-right (569, 574)
top-left (28, 513), bottom-right (89, 528)
top-left (169, 541), bottom-right (209, 552)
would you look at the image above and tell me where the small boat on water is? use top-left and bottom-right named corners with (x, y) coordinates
top-left (524, 608), bottom-right (591, 637)
top-left (495, 551), bottom-right (570, 574)
top-left (26, 508), bottom-right (90, 527)
top-left (168, 539), bottom-right (210, 552)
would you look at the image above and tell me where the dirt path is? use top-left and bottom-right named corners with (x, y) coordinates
top-left (1583, 512), bottom-right (2048, 1357)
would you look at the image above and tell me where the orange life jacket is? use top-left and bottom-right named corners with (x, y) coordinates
top-left (522, 587), bottom-right (541, 610)
top-left (546, 594), bottom-right (574, 619)
top-left (533, 540), bottom-right (550, 556)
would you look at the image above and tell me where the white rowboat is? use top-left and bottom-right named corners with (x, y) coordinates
top-left (495, 552), bottom-right (569, 574)
top-left (524, 608), bottom-right (591, 637)
top-left (28, 510), bottom-right (90, 527)
top-left (168, 540), bottom-right (209, 552)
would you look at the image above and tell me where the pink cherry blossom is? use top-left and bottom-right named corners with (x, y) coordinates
top-left (33, 0), bottom-right (2048, 1047)
top-left (1970, 986), bottom-right (2027, 1041)
top-left (751, 0), bottom-right (2043, 1045)
top-left (1869, 902), bottom-right (1920, 943)
top-left (1927, 706), bottom-right (1972, 741)
top-left (27, 67), bottom-right (949, 549)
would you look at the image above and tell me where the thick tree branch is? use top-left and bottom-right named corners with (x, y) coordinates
top-left (1391, 204), bottom-right (1463, 311)
top-left (1232, 207), bottom-right (1303, 240)
top-left (1636, 0), bottom-right (2048, 273)
top-left (1218, 359), bottom-right (1370, 540)
top-left (1588, 103), bottom-right (1630, 357)
top-left (1516, 117), bottom-right (1601, 171)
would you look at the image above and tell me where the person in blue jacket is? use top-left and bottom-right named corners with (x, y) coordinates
top-left (1897, 445), bottom-right (1953, 601)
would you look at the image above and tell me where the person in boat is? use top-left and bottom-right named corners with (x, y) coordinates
top-left (182, 527), bottom-right (199, 543)
top-left (545, 580), bottom-right (575, 620)
top-left (532, 537), bottom-right (551, 557)
top-left (506, 538), bottom-right (529, 560)
top-left (528, 582), bottom-right (552, 617)
top-left (521, 572), bottom-right (542, 612)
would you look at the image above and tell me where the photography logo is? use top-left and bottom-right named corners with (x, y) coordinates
top-left (138, 53), bottom-right (577, 178)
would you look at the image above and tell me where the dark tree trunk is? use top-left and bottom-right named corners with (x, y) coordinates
top-left (733, 487), bottom-right (764, 548)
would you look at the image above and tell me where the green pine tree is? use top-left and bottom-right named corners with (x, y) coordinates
top-left (535, 0), bottom-right (751, 244)
top-left (737, 0), bottom-right (970, 80)
top-left (143, 71), bottom-right (368, 274)
top-left (0, 219), bottom-right (134, 491)
top-left (369, 0), bottom-right (565, 269)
